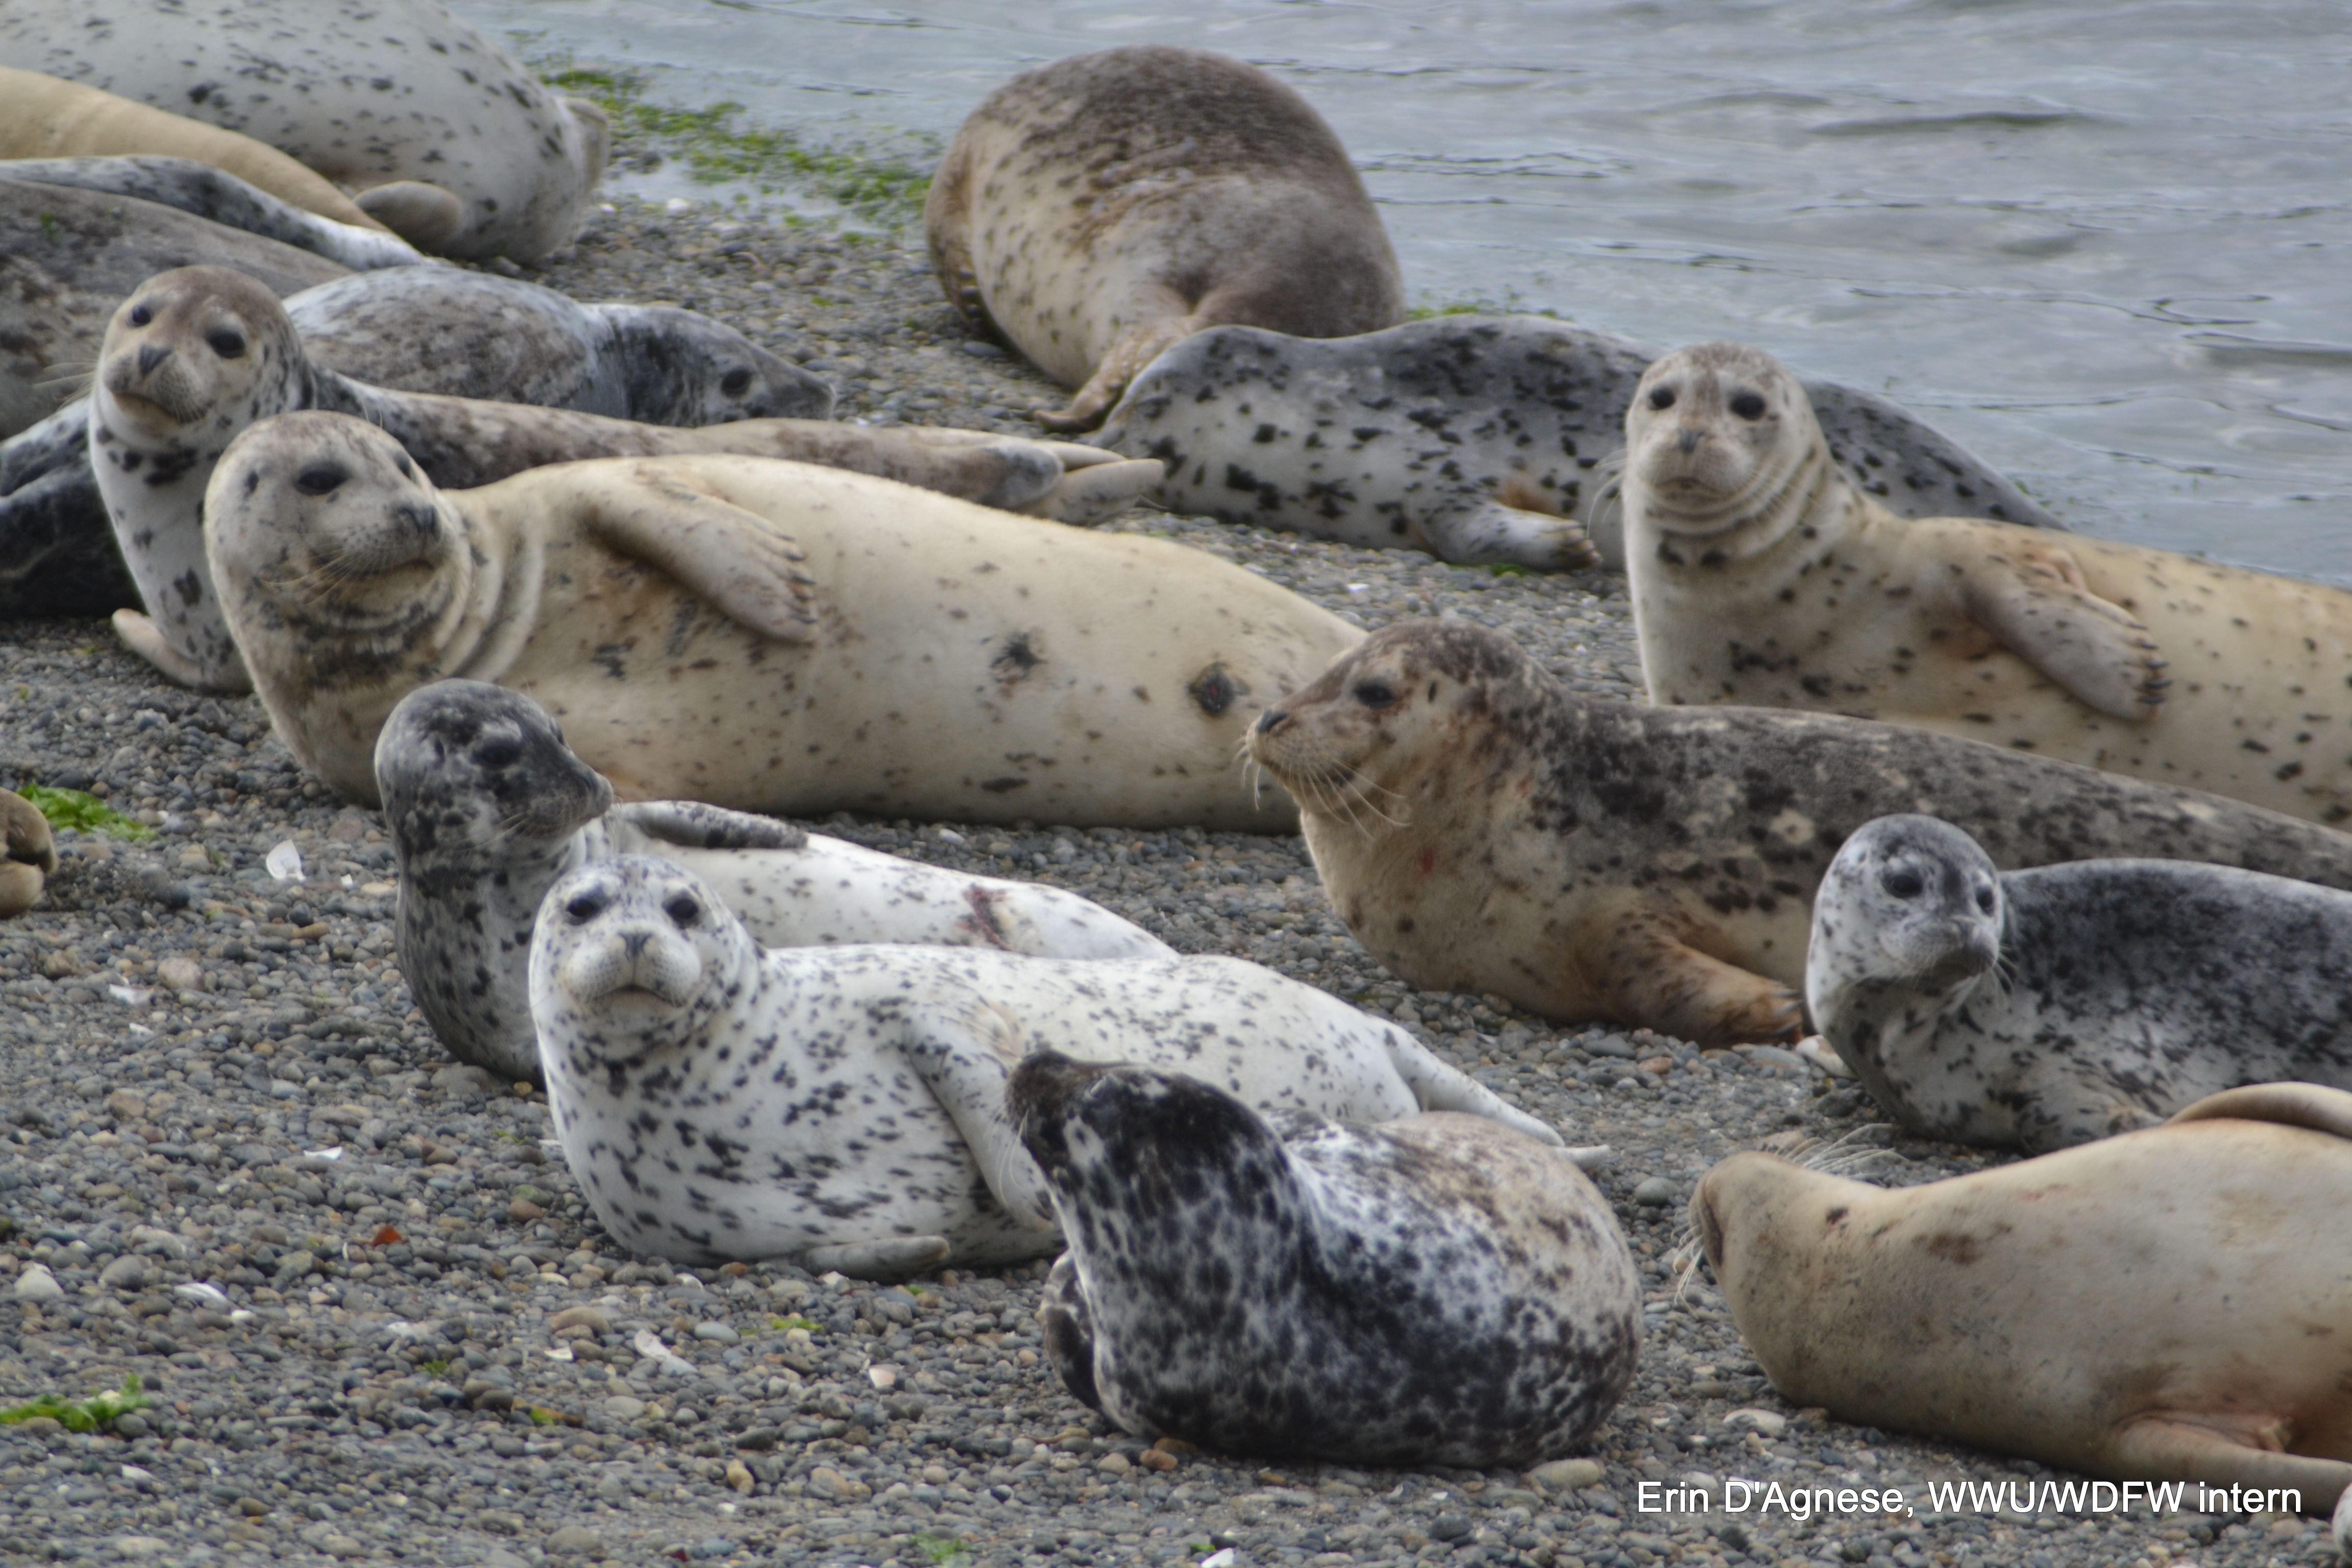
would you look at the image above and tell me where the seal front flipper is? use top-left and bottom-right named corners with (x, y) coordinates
top-left (1955, 537), bottom-right (2170, 721)
top-left (1419, 493), bottom-right (1602, 572)
top-left (576, 465), bottom-right (820, 645)
top-left (1037, 1253), bottom-right (1101, 1410)
top-left (800, 1236), bottom-right (953, 1282)
top-left (1589, 911), bottom-right (1804, 1048)
top-left (2103, 1415), bottom-right (2352, 1506)
top-left (2168, 1082), bottom-right (2352, 1140)
top-left (111, 607), bottom-right (247, 692)
top-left (1016, 457), bottom-right (1162, 526)
top-left (897, 1002), bottom-right (1062, 1232)
top-left (1378, 1032), bottom-right (1565, 1148)
top-left (606, 800), bottom-right (808, 852)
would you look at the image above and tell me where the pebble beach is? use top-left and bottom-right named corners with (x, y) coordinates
top-left (0, 196), bottom-right (2338, 1568)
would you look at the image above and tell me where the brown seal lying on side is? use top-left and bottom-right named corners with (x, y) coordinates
top-left (1245, 620), bottom-right (2352, 1045)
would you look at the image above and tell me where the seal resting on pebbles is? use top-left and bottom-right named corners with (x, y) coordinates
top-left (1091, 316), bottom-right (2055, 571)
top-left (1806, 813), bottom-right (2352, 1150)
top-left (0, 790), bottom-right (57, 920)
top-left (208, 413), bottom-right (1360, 827)
top-left (376, 680), bottom-right (1173, 1083)
top-left (1245, 620), bottom-right (2352, 1045)
top-left (0, 154), bottom-right (423, 271)
top-left (526, 855), bottom-right (1565, 1273)
top-left (1011, 1052), bottom-right (1638, 1467)
top-left (1624, 339), bottom-right (2352, 826)
top-left (91, 267), bottom-right (1153, 691)
top-left (925, 45), bottom-right (1404, 432)
top-left (1690, 1083), bottom-right (2352, 1514)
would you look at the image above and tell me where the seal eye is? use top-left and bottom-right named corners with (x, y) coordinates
top-left (1881, 867), bottom-right (1924, 899)
top-left (663, 894), bottom-right (701, 928)
top-left (474, 738), bottom-right (521, 770)
top-left (128, 303), bottom-right (153, 328)
top-left (719, 369), bottom-right (753, 398)
top-left (1730, 392), bottom-right (1767, 420)
top-left (564, 888), bottom-right (610, 923)
top-left (207, 329), bottom-right (247, 360)
top-left (1975, 885), bottom-right (1997, 915)
top-left (1353, 680), bottom-right (1398, 710)
top-left (295, 465), bottom-right (347, 497)
top-left (1647, 386), bottom-right (1676, 411)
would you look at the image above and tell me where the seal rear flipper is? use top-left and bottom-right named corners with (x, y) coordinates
top-left (607, 799), bottom-right (808, 852)
top-left (1955, 536), bottom-right (2169, 721)
top-left (1039, 315), bottom-right (1192, 433)
top-left (1418, 494), bottom-right (1601, 572)
top-left (799, 1236), bottom-right (952, 1282)
top-left (111, 607), bottom-right (249, 692)
top-left (1016, 457), bottom-right (1161, 526)
top-left (353, 182), bottom-right (467, 255)
top-left (2167, 1083), bottom-right (2352, 1141)
top-left (1038, 1252), bottom-right (1102, 1410)
top-left (2105, 1414), bottom-right (2352, 1510)
top-left (576, 468), bottom-right (820, 645)
top-left (1590, 916), bottom-right (1804, 1048)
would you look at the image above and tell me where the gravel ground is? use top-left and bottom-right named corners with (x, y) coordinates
top-left (0, 194), bottom-right (2338, 1568)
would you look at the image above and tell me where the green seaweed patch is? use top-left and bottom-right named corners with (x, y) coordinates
top-left (1405, 298), bottom-right (1563, 323)
top-left (1, 1375), bottom-right (150, 1433)
top-left (19, 786), bottom-right (154, 842)
top-left (769, 1314), bottom-right (821, 1334)
top-left (542, 63), bottom-right (933, 226)
top-left (914, 1532), bottom-right (973, 1566)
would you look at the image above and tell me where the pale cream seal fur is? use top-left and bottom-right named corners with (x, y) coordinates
top-left (207, 412), bottom-right (1361, 828)
top-left (1690, 1083), bottom-right (2352, 1515)
top-left (0, 789), bottom-right (57, 920)
top-left (1624, 340), bottom-right (2352, 826)
top-left (925, 45), bottom-right (1404, 432)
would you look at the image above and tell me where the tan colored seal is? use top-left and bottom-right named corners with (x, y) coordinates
top-left (1623, 339), bottom-right (2352, 826)
top-left (925, 45), bottom-right (1404, 432)
top-left (1244, 621), bottom-right (2352, 1045)
top-left (0, 789), bottom-right (57, 920)
top-left (208, 412), bottom-right (1361, 828)
top-left (1691, 1083), bottom-right (2352, 1514)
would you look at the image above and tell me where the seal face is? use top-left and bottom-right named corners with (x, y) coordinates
top-left (1623, 339), bottom-right (2352, 826)
top-left (1246, 619), bottom-right (2352, 1045)
top-left (377, 679), bottom-right (1173, 1082)
top-left (925, 45), bottom-right (1404, 431)
top-left (1809, 813), bottom-right (2352, 1151)
top-left (1010, 1053), bottom-right (1639, 1468)
top-left (1091, 317), bottom-right (2057, 572)
top-left (527, 856), bottom-right (1562, 1273)
top-left (1691, 1084), bottom-right (2352, 1513)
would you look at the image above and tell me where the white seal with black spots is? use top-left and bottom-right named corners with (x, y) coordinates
top-left (527, 856), bottom-right (1565, 1276)
top-left (1010, 1052), bottom-right (1639, 1468)
top-left (376, 679), bottom-right (1173, 1083)
top-left (1807, 813), bottom-right (2352, 1152)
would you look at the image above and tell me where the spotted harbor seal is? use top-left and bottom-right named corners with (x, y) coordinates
top-left (528, 855), bottom-right (1562, 1272)
top-left (1805, 813), bottom-right (2352, 1151)
top-left (1245, 621), bottom-right (2352, 1046)
top-left (926, 45), bottom-right (1404, 432)
top-left (209, 413), bottom-right (1361, 827)
top-left (1011, 1052), bottom-right (1637, 1467)
top-left (0, 0), bottom-right (607, 261)
top-left (1090, 316), bottom-right (2059, 571)
top-left (0, 790), bottom-right (57, 920)
top-left (377, 680), bottom-right (1173, 1083)
top-left (1624, 340), bottom-right (2352, 825)
top-left (1, 157), bottom-right (425, 271)
top-left (91, 267), bottom-right (1151, 691)
top-left (1691, 1083), bottom-right (2352, 1513)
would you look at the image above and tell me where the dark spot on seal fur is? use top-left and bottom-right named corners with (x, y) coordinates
top-left (1187, 664), bottom-right (1250, 717)
top-left (1922, 1231), bottom-right (1984, 1265)
top-left (991, 631), bottom-right (1043, 683)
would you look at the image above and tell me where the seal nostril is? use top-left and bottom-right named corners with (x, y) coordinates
top-left (136, 344), bottom-right (170, 377)
top-left (1677, 428), bottom-right (1702, 455)
top-left (1255, 708), bottom-right (1288, 734)
top-left (394, 502), bottom-right (437, 537)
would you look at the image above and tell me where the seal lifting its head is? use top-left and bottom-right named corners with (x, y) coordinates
top-left (375, 679), bottom-right (615, 870)
top-left (1813, 815), bottom-right (2004, 996)
top-left (96, 265), bottom-right (298, 438)
top-left (532, 857), bottom-right (750, 1068)
top-left (1623, 341), bottom-right (1819, 544)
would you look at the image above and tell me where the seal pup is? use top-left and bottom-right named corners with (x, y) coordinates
top-left (1, 0), bottom-right (606, 261)
top-left (376, 680), bottom-right (1173, 1082)
top-left (1624, 339), bottom-right (2352, 826)
top-left (90, 266), bottom-right (1150, 690)
top-left (1, 157), bottom-right (425, 272)
top-left (1690, 1083), bottom-right (2352, 1514)
top-left (1092, 317), bottom-right (2058, 571)
top-left (1806, 813), bottom-right (2352, 1151)
top-left (0, 790), bottom-right (57, 920)
top-left (926, 45), bottom-right (1404, 432)
top-left (527, 855), bottom-right (1563, 1272)
top-left (208, 414), bottom-right (1362, 827)
top-left (1245, 621), bottom-right (2352, 1046)
top-left (1010, 1052), bottom-right (1638, 1467)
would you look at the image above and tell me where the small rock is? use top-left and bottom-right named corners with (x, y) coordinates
top-left (1139, 1447), bottom-right (1178, 1472)
top-left (432, 1064), bottom-right (502, 1096)
top-left (323, 1536), bottom-right (367, 1559)
top-left (808, 1465), bottom-right (856, 1500)
top-left (109, 1538), bottom-right (172, 1558)
top-left (1528, 1458), bottom-right (1605, 1491)
top-left (14, 1264), bottom-right (61, 1302)
top-left (1724, 1407), bottom-right (1788, 1438)
top-left (157, 955), bottom-right (205, 992)
top-left (1632, 1175), bottom-right (1679, 1207)
top-left (548, 1306), bottom-right (609, 1334)
top-left (100, 1255), bottom-right (149, 1291)
top-left (601, 1395), bottom-right (646, 1421)
top-left (691, 1320), bottom-right (738, 1345)
top-left (725, 1458), bottom-right (755, 1494)
top-left (545, 1525), bottom-right (603, 1556)
top-left (1097, 1452), bottom-right (1132, 1476)
top-left (507, 1198), bottom-right (544, 1223)
top-left (106, 1089), bottom-right (148, 1122)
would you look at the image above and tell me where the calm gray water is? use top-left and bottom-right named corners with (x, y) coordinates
top-left (454, 0), bottom-right (2352, 578)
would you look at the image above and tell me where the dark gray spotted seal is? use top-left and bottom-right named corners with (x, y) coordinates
top-left (527, 855), bottom-right (1564, 1276)
top-left (1012, 1052), bottom-right (1639, 1468)
top-left (1090, 315), bottom-right (2057, 570)
top-left (1245, 620), bottom-right (2352, 1046)
top-left (1806, 814), bottom-right (2352, 1152)
top-left (0, 157), bottom-right (424, 271)
top-left (377, 680), bottom-right (1172, 1083)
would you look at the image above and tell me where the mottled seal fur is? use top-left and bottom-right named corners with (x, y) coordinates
top-left (0, 790), bottom-right (57, 920)
top-left (1090, 316), bottom-right (2059, 570)
top-left (1691, 1083), bottom-right (2352, 1515)
top-left (527, 855), bottom-right (1561, 1273)
top-left (1625, 339), bottom-right (2352, 825)
top-left (1807, 813), bottom-right (2352, 1151)
top-left (926, 45), bottom-right (1403, 432)
top-left (92, 268), bottom-right (1148, 691)
top-left (376, 680), bottom-right (1173, 1083)
top-left (1246, 620), bottom-right (2352, 1046)
top-left (1, 0), bottom-right (608, 261)
top-left (208, 414), bottom-right (1361, 827)
top-left (1011, 1052), bottom-right (1638, 1467)
top-left (0, 154), bottom-right (422, 271)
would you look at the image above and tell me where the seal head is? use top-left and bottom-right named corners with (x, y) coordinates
top-left (533, 857), bottom-right (747, 1072)
top-left (1623, 340), bottom-right (1829, 559)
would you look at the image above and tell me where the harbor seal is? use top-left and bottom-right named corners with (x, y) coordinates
top-left (0, 790), bottom-right (57, 920)
top-left (0, 0), bottom-right (606, 261)
top-left (90, 267), bottom-right (1151, 691)
top-left (1805, 813), bottom-right (2352, 1152)
top-left (376, 679), bottom-right (1173, 1083)
top-left (1090, 316), bottom-right (2059, 570)
top-left (1245, 620), bottom-right (2352, 1045)
top-left (925, 45), bottom-right (1404, 432)
top-left (208, 414), bottom-right (1362, 827)
top-left (527, 854), bottom-right (1563, 1272)
top-left (1623, 339), bottom-right (2352, 825)
top-left (1011, 1052), bottom-right (1638, 1467)
top-left (1689, 1083), bottom-right (2352, 1514)
top-left (1, 157), bottom-right (425, 271)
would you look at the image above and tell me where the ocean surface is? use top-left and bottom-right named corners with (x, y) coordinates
top-left (453, 0), bottom-right (2352, 578)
